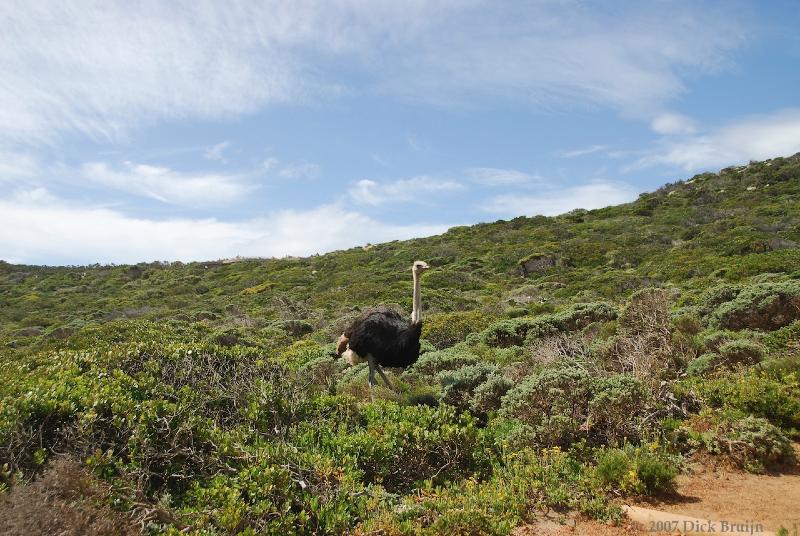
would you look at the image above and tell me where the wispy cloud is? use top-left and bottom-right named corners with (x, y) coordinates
top-left (349, 176), bottom-right (463, 206)
top-left (466, 167), bottom-right (540, 185)
top-left (633, 108), bottom-right (800, 171)
top-left (262, 157), bottom-right (320, 180)
top-left (0, 188), bottom-right (450, 264)
top-left (0, 150), bottom-right (39, 180)
top-left (484, 181), bottom-right (637, 217)
top-left (650, 112), bottom-right (696, 135)
top-left (558, 145), bottom-right (609, 159)
top-left (81, 161), bottom-right (251, 206)
top-left (278, 162), bottom-right (320, 180)
top-left (204, 141), bottom-right (232, 162)
top-left (0, 1), bottom-right (747, 145)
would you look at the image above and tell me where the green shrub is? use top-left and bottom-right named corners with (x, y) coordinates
top-left (423, 310), bottom-right (492, 349)
top-left (686, 353), bottom-right (716, 376)
top-left (589, 376), bottom-right (649, 445)
top-left (270, 319), bottom-right (314, 337)
top-left (595, 445), bottom-right (678, 496)
top-left (673, 313), bottom-right (703, 335)
top-left (407, 348), bottom-right (479, 376)
top-left (762, 320), bottom-right (800, 352)
top-left (275, 340), bottom-right (332, 370)
top-left (500, 365), bottom-right (592, 447)
top-left (758, 355), bottom-right (800, 378)
top-left (436, 363), bottom-right (501, 413)
top-left (184, 442), bottom-right (365, 534)
top-left (479, 302), bottom-right (617, 348)
top-left (361, 447), bottom-right (619, 535)
top-left (710, 280), bottom-right (800, 330)
top-left (690, 371), bottom-right (800, 430)
top-left (205, 326), bottom-right (256, 347)
top-left (499, 365), bottom-right (647, 447)
top-left (717, 339), bottom-right (765, 366)
top-left (698, 329), bottom-right (734, 353)
top-left (471, 375), bottom-right (513, 416)
top-left (706, 416), bottom-right (796, 473)
top-left (310, 401), bottom-right (490, 493)
top-left (697, 284), bottom-right (742, 317)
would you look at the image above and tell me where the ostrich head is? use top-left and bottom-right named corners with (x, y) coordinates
top-left (412, 260), bottom-right (430, 275)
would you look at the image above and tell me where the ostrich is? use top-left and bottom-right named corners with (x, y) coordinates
top-left (336, 260), bottom-right (430, 390)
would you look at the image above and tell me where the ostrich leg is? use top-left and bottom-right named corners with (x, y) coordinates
top-left (367, 354), bottom-right (377, 387)
top-left (376, 364), bottom-right (393, 389)
top-left (366, 354), bottom-right (378, 401)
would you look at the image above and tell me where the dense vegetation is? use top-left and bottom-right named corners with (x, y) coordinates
top-left (1, 154), bottom-right (799, 534)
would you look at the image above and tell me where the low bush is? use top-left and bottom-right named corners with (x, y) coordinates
top-left (407, 348), bottom-right (479, 376)
top-left (499, 364), bottom-right (648, 447)
top-left (607, 288), bottom-right (676, 383)
top-left (689, 371), bottom-right (800, 430)
top-left (275, 340), bottom-right (334, 370)
top-left (423, 310), bottom-right (492, 349)
top-left (479, 302), bottom-right (617, 348)
top-left (360, 447), bottom-right (620, 535)
top-left (0, 457), bottom-right (140, 536)
top-left (437, 363), bottom-right (501, 412)
top-left (709, 416), bottom-right (795, 473)
top-left (205, 326), bottom-right (257, 347)
top-left (270, 319), bottom-right (315, 337)
top-left (684, 414), bottom-right (796, 473)
top-left (717, 339), bottom-right (765, 366)
top-left (471, 375), bottom-right (513, 416)
top-left (686, 353), bottom-right (717, 376)
top-left (310, 401), bottom-right (491, 493)
top-left (184, 442), bottom-right (365, 535)
top-left (762, 320), bottom-right (800, 352)
top-left (709, 280), bottom-right (800, 330)
top-left (595, 444), bottom-right (678, 495)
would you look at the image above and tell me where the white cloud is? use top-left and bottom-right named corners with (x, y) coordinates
top-left (635, 108), bottom-right (800, 171)
top-left (484, 181), bottom-right (637, 217)
top-left (558, 145), bottom-right (609, 159)
top-left (81, 161), bottom-right (251, 206)
top-left (349, 176), bottom-right (463, 206)
top-left (262, 157), bottom-right (320, 180)
top-left (0, 188), bottom-right (450, 265)
top-left (466, 167), bottom-right (540, 185)
top-left (0, 150), bottom-right (39, 180)
top-left (0, 1), bottom-right (746, 144)
top-left (204, 141), bottom-right (232, 162)
top-left (263, 157), bottom-right (280, 171)
top-left (650, 113), bottom-right (696, 135)
top-left (278, 162), bottom-right (320, 180)
top-left (377, 2), bottom-right (745, 116)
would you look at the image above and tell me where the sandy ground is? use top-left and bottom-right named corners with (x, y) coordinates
top-left (513, 444), bottom-right (800, 536)
top-left (641, 457), bottom-right (800, 533)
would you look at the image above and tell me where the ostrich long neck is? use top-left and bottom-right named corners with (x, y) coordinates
top-left (411, 270), bottom-right (422, 325)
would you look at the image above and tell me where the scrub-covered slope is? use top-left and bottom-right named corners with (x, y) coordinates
top-left (0, 154), bottom-right (798, 535)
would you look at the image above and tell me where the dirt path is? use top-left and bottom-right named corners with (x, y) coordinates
top-left (639, 457), bottom-right (800, 534)
top-left (513, 445), bottom-right (800, 536)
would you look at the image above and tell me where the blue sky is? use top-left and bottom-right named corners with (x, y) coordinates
top-left (1, 1), bottom-right (799, 265)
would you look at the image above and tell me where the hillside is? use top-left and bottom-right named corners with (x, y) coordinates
top-left (3, 154), bottom-right (800, 353)
top-left (1, 155), bottom-right (799, 535)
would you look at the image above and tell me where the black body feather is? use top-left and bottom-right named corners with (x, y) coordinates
top-left (343, 307), bottom-right (422, 368)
